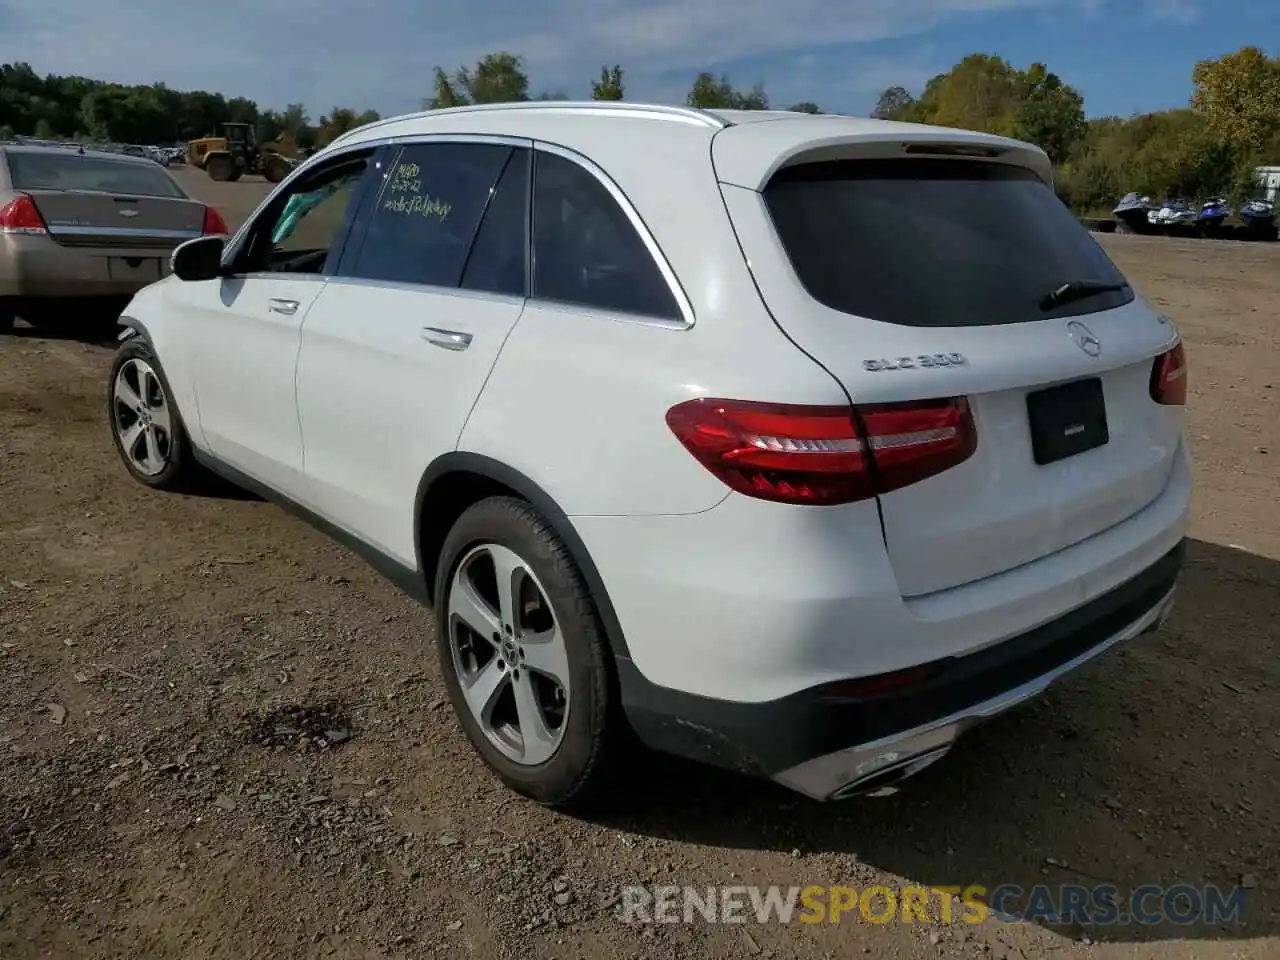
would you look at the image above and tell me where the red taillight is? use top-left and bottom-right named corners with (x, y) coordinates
top-left (0, 194), bottom-right (48, 234)
top-left (858, 399), bottom-right (978, 494)
top-left (665, 396), bottom-right (977, 506)
top-left (1150, 343), bottom-right (1187, 405)
top-left (202, 205), bottom-right (229, 236)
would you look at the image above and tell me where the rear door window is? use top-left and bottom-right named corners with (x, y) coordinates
top-left (5, 152), bottom-right (185, 199)
top-left (460, 147), bottom-right (529, 298)
top-left (344, 142), bottom-right (513, 288)
top-left (763, 158), bottom-right (1133, 327)
top-left (531, 151), bottom-right (681, 320)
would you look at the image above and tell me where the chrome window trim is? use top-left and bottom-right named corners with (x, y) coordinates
top-left (228, 273), bottom-right (330, 284)
top-left (223, 132), bottom-right (696, 331)
top-left (220, 133), bottom-right (529, 269)
top-left (529, 140), bottom-right (695, 330)
top-left (521, 296), bottom-right (691, 331)
top-left (49, 225), bottom-right (201, 240)
top-left (322, 274), bottom-right (525, 307)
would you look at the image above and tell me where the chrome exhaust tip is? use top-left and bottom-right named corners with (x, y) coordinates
top-left (1141, 590), bottom-right (1177, 636)
top-left (828, 746), bottom-right (951, 800)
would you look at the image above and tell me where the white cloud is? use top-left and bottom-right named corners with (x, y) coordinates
top-left (0, 0), bottom-right (1134, 116)
top-left (1143, 0), bottom-right (1201, 23)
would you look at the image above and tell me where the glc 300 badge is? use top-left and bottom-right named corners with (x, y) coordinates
top-left (863, 353), bottom-right (967, 372)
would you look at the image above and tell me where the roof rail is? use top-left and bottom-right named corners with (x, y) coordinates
top-left (328, 100), bottom-right (728, 150)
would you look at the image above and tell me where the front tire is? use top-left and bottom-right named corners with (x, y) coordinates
top-left (0, 299), bottom-right (14, 334)
top-left (205, 155), bottom-right (234, 182)
top-left (107, 340), bottom-right (196, 490)
top-left (263, 156), bottom-right (290, 183)
top-left (434, 496), bottom-right (620, 809)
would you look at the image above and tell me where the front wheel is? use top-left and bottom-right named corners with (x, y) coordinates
top-left (107, 340), bottom-right (198, 490)
top-left (434, 496), bottom-right (621, 809)
top-left (205, 155), bottom-right (234, 182)
top-left (263, 156), bottom-right (290, 183)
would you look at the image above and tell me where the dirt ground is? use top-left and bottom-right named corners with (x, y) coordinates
top-left (1, 167), bottom-right (1277, 959)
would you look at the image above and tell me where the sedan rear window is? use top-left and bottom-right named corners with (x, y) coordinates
top-left (763, 158), bottom-right (1133, 327)
top-left (5, 152), bottom-right (185, 199)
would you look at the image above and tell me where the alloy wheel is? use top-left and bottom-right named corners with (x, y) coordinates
top-left (447, 543), bottom-right (571, 766)
top-left (112, 358), bottom-right (173, 477)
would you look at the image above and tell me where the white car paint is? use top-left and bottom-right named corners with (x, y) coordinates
top-left (119, 102), bottom-right (1190, 792)
top-left (173, 274), bottom-right (325, 496)
top-left (572, 444), bottom-right (1189, 701)
top-left (294, 278), bottom-right (526, 566)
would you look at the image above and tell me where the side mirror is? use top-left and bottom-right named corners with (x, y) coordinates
top-left (170, 236), bottom-right (225, 282)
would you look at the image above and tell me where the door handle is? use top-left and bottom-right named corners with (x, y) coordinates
top-left (267, 298), bottom-right (299, 316)
top-left (422, 327), bottom-right (472, 351)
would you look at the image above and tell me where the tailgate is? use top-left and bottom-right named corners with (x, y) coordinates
top-left (715, 145), bottom-right (1184, 597)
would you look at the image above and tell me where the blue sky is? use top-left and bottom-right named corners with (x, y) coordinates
top-left (0, 0), bottom-right (1275, 121)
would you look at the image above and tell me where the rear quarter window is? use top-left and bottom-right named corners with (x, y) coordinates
top-left (4, 152), bottom-right (186, 199)
top-left (532, 151), bottom-right (682, 320)
top-left (763, 158), bottom-right (1133, 327)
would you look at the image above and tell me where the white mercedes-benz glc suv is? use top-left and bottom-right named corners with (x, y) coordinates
top-left (107, 102), bottom-right (1190, 808)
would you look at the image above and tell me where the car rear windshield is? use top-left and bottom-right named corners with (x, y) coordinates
top-left (5, 152), bottom-right (185, 199)
top-left (763, 158), bottom-right (1133, 327)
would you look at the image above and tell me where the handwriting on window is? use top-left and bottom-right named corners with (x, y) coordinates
top-left (383, 161), bottom-right (452, 221)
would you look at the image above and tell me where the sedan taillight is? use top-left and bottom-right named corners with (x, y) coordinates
top-left (0, 194), bottom-right (48, 235)
top-left (202, 205), bottom-right (229, 236)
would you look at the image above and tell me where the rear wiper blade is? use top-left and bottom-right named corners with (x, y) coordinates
top-left (1039, 279), bottom-right (1129, 311)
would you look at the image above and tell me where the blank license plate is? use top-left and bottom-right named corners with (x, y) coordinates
top-left (1026, 377), bottom-right (1109, 465)
top-left (108, 257), bottom-right (160, 282)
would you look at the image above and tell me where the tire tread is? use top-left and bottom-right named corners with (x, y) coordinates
top-left (434, 495), bottom-right (622, 811)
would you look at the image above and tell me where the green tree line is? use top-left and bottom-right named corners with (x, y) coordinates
top-left (872, 48), bottom-right (1280, 214)
top-left (3, 47), bottom-right (1277, 213)
top-left (0, 61), bottom-right (380, 152)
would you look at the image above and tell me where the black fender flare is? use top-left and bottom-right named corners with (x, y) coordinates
top-left (414, 452), bottom-right (634, 662)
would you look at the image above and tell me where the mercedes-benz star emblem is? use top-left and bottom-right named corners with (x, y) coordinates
top-left (1066, 320), bottom-right (1102, 358)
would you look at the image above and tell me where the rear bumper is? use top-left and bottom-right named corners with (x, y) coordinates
top-left (0, 234), bottom-right (171, 298)
top-left (576, 439), bottom-right (1191, 704)
top-left (616, 540), bottom-right (1184, 797)
top-left (772, 563), bottom-right (1180, 799)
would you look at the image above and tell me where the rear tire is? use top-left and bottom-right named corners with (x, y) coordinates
top-left (0, 299), bottom-right (14, 334)
top-left (206, 155), bottom-right (234, 182)
top-left (107, 339), bottom-right (198, 491)
top-left (434, 496), bottom-right (621, 810)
